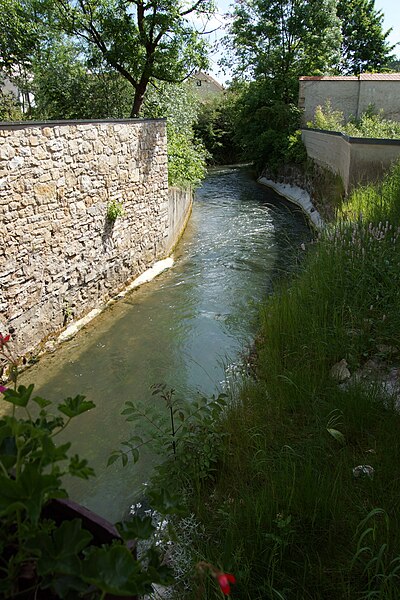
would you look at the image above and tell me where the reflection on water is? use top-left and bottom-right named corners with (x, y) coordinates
top-left (20, 166), bottom-right (311, 522)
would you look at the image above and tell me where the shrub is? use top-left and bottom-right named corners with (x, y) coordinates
top-left (309, 101), bottom-right (400, 139)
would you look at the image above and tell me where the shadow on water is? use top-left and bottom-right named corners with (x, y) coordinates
top-left (20, 166), bottom-right (312, 522)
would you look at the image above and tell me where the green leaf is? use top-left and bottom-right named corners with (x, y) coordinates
top-left (69, 454), bottom-right (95, 479)
top-left (36, 519), bottom-right (93, 577)
top-left (147, 487), bottom-right (186, 516)
top-left (107, 452), bottom-right (121, 467)
top-left (33, 395), bottom-right (52, 409)
top-left (52, 574), bottom-right (89, 599)
top-left (145, 547), bottom-right (174, 585)
top-left (116, 516), bottom-right (155, 541)
top-left (0, 465), bottom-right (62, 523)
top-left (0, 422), bottom-right (17, 469)
top-left (131, 448), bottom-right (139, 463)
top-left (58, 395), bottom-right (95, 418)
top-left (327, 428), bottom-right (346, 445)
top-left (82, 545), bottom-right (146, 595)
top-left (3, 384), bottom-right (35, 407)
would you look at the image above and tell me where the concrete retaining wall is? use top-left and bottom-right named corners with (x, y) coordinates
top-left (302, 128), bottom-right (400, 193)
top-left (299, 75), bottom-right (400, 125)
top-left (0, 118), bottom-right (192, 357)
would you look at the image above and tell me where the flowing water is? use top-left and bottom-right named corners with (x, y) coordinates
top-left (20, 166), bottom-right (311, 522)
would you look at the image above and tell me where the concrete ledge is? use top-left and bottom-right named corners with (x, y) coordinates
top-left (258, 176), bottom-right (324, 229)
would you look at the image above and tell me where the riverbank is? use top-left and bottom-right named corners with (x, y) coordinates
top-left (160, 163), bottom-right (400, 599)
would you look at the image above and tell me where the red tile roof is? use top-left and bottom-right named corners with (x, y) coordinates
top-left (299, 76), bottom-right (357, 81)
top-left (299, 73), bottom-right (400, 81)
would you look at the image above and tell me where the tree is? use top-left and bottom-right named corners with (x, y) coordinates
top-left (220, 0), bottom-right (341, 170)
top-left (0, 0), bottom-right (39, 72)
top-left (31, 37), bottom-right (133, 119)
top-left (337, 0), bottom-right (395, 74)
top-left (194, 91), bottom-right (241, 165)
top-left (224, 0), bottom-right (342, 102)
top-left (142, 81), bottom-right (207, 187)
top-left (38, 0), bottom-right (214, 116)
top-left (0, 0), bottom-right (45, 116)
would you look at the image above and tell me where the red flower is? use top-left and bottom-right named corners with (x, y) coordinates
top-left (0, 333), bottom-right (10, 349)
top-left (217, 572), bottom-right (236, 595)
top-left (0, 385), bottom-right (7, 394)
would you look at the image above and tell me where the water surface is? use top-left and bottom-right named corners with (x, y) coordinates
top-left (21, 167), bottom-right (310, 522)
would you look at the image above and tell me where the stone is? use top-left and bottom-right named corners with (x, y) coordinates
top-left (0, 144), bottom-right (16, 160)
top-left (330, 359), bottom-right (351, 382)
top-left (9, 156), bottom-right (24, 170)
top-left (352, 465), bottom-right (374, 479)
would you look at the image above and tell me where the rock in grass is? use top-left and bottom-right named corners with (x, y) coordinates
top-left (330, 359), bottom-right (351, 382)
top-left (352, 465), bottom-right (374, 479)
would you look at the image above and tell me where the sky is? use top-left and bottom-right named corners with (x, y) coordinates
top-left (203, 0), bottom-right (400, 84)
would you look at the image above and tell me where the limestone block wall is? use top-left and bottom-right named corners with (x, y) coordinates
top-left (302, 128), bottom-right (400, 193)
top-left (0, 118), bottom-right (189, 357)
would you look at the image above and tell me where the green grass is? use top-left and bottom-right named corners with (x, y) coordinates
top-left (170, 163), bottom-right (400, 599)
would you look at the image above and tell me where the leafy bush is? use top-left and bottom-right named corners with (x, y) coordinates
top-left (110, 383), bottom-right (228, 493)
top-left (230, 80), bottom-right (306, 172)
top-left (309, 100), bottom-right (400, 139)
top-left (142, 82), bottom-right (207, 188)
top-left (194, 93), bottom-right (241, 165)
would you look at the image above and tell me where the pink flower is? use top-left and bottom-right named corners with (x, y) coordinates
top-left (217, 572), bottom-right (236, 595)
top-left (0, 385), bottom-right (7, 394)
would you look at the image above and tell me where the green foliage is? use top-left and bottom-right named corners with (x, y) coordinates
top-left (31, 38), bottom-right (133, 120)
top-left (224, 0), bottom-right (341, 100)
top-left (0, 0), bottom-right (40, 72)
top-left (309, 99), bottom-right (346, 131)
top-left (218, 0), bottom-right (395, 174)
top-left (194, 92), bottom-right (241, 165)
top-left (0, 88), bottom-right (23, 122)
top-left (0, 343), bottom-right (172, 598)
top-left (106, 199), bottom-right (125, 222)
top-left (34, 0), bottom-right (213, 116)
top-left (110, 383), bottom-right (228, 491)
top-left (230, 80), bottom-right (306, 171)
top-left (142, 82), bottom-right (207, 188)
top-left (337, 0), bottom-right (395, 74)
top-left (309, 101), bottom-right (400, 139)
top-left (167, 131), bottom-right (207, 189)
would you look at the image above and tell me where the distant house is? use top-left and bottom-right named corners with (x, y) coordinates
top-left (0, 73), bottom-right (32, 114)
top-left (299, 73), bottom-right (400, 125)
top-left (189, 71), bottom-right (224, 101)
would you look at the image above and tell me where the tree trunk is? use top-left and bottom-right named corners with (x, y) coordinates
top-left (130, 79), bottom-right (148, 117)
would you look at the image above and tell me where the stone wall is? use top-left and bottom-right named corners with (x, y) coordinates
top-left (302, 128), bottom-right (400, 193)
top-left (299, 74), bottom-right (400, 125)
top-left (0, 119), bottom-right (191, 357)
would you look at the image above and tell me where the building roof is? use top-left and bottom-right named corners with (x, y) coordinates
top-left (192, 71), bottom-right (224, 90)
top-left (299, 73), bottom-right (400, 81)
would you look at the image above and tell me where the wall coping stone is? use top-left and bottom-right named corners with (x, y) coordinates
top-left (0, 117), bottom-right (166, 130)
top-left (302, 127), bottom-right (400, 146)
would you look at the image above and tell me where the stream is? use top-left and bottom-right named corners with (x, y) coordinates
top-left (20, 166), bottom-right (311, 523)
